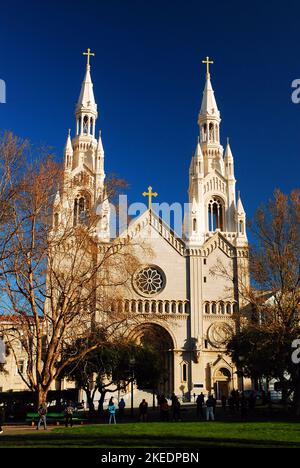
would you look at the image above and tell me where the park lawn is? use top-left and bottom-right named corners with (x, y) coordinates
top-left (1, 421), bottom-right (300, 448)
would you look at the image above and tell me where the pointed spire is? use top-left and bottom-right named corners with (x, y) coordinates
top-left (194, 136), bottom-right (203, 159)
top-left (224, 138), bottom-right (233, 160)
top-left (97, 130), bottom-right (104, 154)
top-left (237, 191), bottom-right (245, 214)
top-left (65, 129), bottom-right (73, 154)
top-left (199, 73), bottom-right (220, 118)
top-left (76, 66), bottom-right (97, 113)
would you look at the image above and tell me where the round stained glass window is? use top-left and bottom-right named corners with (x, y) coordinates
top-left (134, 266), bottom-right (166, 297)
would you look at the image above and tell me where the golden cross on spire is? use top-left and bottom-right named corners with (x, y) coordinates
top-left (202, 56), bottom-right (214, 76)
top-left (83, 48), bottom-right (95, 69)
top-left (143, 186), bottom-right (158, 210)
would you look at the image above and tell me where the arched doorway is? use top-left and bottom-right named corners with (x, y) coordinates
top-left (129, 323), bottom-right (174, 396)
top-left (214, 367), bottom-right (231, 399)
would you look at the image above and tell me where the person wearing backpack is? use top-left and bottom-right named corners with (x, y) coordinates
top-left (36, 402), bottom-right (48, 430)
top-left (64, 401), bottom-right (74, 427)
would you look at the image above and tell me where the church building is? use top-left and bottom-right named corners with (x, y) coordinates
top-left (0, 52), bottom-right (250, 401)
top-left (57, 51), bottom-right (249, 401)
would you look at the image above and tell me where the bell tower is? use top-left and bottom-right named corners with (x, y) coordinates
top-left (56, 49), bottom-right (110, 242)
top-left (184, 58), bottom-right (247, 247)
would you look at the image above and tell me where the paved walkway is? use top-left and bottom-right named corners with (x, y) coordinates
top-left (1, 425), bottom-right (55, 435)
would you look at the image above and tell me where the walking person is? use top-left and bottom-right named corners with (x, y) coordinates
top-left (36, 401), bottom-right (48, 430)
top-left (196, 393), bottom-right (205, 418)
top-left (172, 396), bottom-right (181, 422)
top-left (108, 397), bottom-right (116, 424)
top-left (64, 401), bottom-right (74, 427)
top-left (0, 405), bottom-right (4, 434)
top-left (206, 395), bottom-right (215, 421)
top-left (118, 398), bottom-right (126, 421)
top-left (139, 399), bottom-right (148, 422)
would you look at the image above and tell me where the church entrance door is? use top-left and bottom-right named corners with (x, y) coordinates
top-left (130, 323), bottom-right (174, 396)
top-left (213, 367), bottom-right (231, 399)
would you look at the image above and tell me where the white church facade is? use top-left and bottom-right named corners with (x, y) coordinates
top-left (0, 52), bottom-right (250, 401)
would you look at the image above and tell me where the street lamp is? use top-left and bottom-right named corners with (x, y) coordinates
top-left (129, 357), bottom-right (136, 417)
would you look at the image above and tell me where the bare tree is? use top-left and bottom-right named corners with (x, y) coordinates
top-left (0, 134), bottom-right (143, 406)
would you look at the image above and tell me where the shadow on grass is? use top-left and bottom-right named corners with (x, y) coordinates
top-left (2, 432), bottom-right (300, 448)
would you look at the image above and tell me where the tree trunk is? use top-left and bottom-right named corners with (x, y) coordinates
top-left (84, 388), bottom-right (95, 415)
top-left (37, 386), bottom-right (49, 409)
top-left (97, 390), bottom-right (106, 416)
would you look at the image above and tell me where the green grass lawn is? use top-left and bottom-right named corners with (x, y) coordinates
top-left (2, 421), bottom-right (300, 448)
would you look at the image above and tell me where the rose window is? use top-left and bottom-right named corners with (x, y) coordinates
top-left (134, 266), bottom-right (165, 296)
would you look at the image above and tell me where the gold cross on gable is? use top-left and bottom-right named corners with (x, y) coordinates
top-left (143, 186), bottom-right (158, 210)
top-left (202, 56), bottom-right (214, 76)
top-left (83, 48), bottom-right (95, 68)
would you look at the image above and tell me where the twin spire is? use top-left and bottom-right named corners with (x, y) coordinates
top-left (76, 48), bottom-right (97, 115)
top-left (64, 48), bottom-right (104, 171)
top-left (199, 56), bottom-right (220, 118)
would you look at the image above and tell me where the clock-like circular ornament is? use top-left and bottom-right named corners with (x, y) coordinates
top-left (207, 322), bottom-right (233, 348)
top-left (133, 265), bottom-right (166, 297)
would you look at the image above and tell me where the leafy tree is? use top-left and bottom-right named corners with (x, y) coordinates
top-left (61, 340), bottom-right (166, 415)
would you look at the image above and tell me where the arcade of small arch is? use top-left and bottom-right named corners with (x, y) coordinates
top-left (203, 301), bottom-right (237, 315)
top-left (110, 299), bottom-right (190, 315)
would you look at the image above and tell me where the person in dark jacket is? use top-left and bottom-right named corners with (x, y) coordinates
top-left (0, 406), bottom-right (4, 434)
top-left (139, 399), bottom-right (148, 422)
top-left (206, 395), bottom-right (216, 421)
top-left (172, 396), bottom-right (181, 422)
top-left (64, 401), bottom-right (74, 427)
top-left (196, 393), bottom-right (205, 418)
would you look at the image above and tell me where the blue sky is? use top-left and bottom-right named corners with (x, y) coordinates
top-left (0, 0), bottom-right (299, 225)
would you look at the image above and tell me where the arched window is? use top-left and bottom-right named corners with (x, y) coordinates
top-left (226, 303), bottom-right (232, 314)
top-left (219, 302), bottom-right (225, 314)
top-left (202, 124), bottom-right (207, 142)
top-left (205, 302), bottom-right (210, 314)
top-left (77, 117), bottom-right (81, 135)
top-left (208, 196), bottom-right (224, 231)
top-left (209, 123), bottom-right (214, 142)
top-left (90, 117), bottom-right (94, 136)
top-left (193, 218), bottom-right (197, 232)
top-left (215, 124), bottom-right (219, 142)
top-left (73, 194), bottom-right (90, 226)
top-left (83, 115), bottom-right (89, 135)
top-left (211, 302), bottom-right (217, 314)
